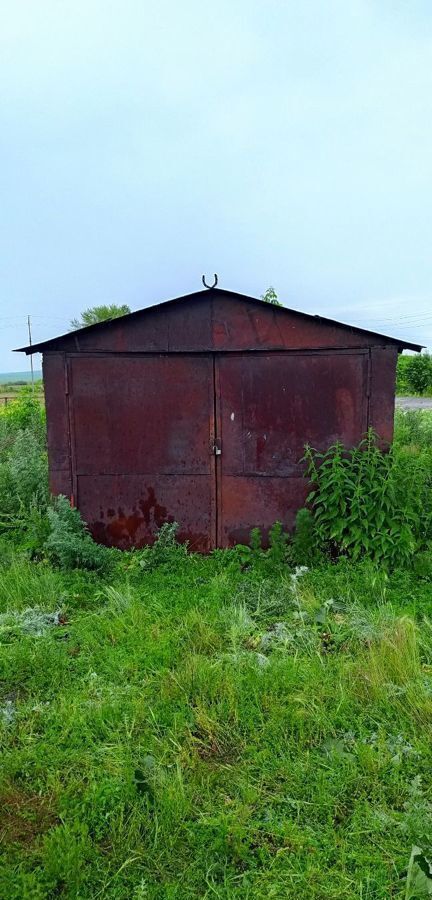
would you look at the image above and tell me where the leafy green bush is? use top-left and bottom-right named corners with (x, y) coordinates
top-left (7, 430), bottom-right (48, 509)
top-left (0, 387), bottom-right (45, 438)
top-left (0, 391), bottom-right (48, 531)
top-left (304, 430), bottom-right (431, 567)
top-left (126, 521), bottom-right (189, 574)
top-left (396, 354), bottom-right (411, 394)
top-left (267, 521), bottom-right (289, 565)
top-left (45, 495), bottom-right (117, 573)
top-left (394, 409), bottom-right (432, 451)
top-left (292, 508), bottom-right (320, 565)
top-left (224, 522), bottom-right (291, 574)
top-left (403, 353), bottom-right (432, 395)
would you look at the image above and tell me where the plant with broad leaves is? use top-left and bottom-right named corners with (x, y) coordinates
top-left (303, 429), bottom-right (431, 567)
top-left (405, 847), bottom-right (432, 898)
top-left (260, 286), bottom-right (282, 306)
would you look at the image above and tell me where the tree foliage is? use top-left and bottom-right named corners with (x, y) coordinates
top-left (404, 353), bottom-right (432, 395)
top-left (69, 304), bottom-right (131, 331)
top-left (261, 286), bottom-right (282, 306)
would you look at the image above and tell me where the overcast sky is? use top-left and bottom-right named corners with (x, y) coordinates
top-left (1, 0), bottom-right (431, 371)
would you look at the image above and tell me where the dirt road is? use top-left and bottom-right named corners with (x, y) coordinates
top-left (395, 396), bottom-right (432, 410)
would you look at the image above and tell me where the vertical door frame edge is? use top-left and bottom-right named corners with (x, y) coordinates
top-left (213, 353), bottom-right (223, 548)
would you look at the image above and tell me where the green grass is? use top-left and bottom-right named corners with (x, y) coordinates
top-left (1, 546), bottom-right (432, 898)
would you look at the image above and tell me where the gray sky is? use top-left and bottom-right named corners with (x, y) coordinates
top-left (1, 0), bottom-right (431, 371)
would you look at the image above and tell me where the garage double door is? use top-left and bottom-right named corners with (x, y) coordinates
top-left (68, 351), bottom-right (369, 550)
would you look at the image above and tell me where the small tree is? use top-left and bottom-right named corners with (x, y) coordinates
top-left (404, 353), bottom-right (432, 395)
top-left (261, 286), bottom-right (282, 306)
top-left (70, 304), bottom-right (131, 331)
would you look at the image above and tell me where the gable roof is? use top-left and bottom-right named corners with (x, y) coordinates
top-left (15, 287), bottom-right (423, 354)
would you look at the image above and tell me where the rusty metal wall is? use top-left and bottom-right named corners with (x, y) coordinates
top-left (215, 350), bottom-right (370, 547)
top-left (67, 354), bottom-right (216, 551)
top-left (42, 295), bottom-right (399, 551)
top-left (369, 346), bottom-right (399, 444)
top-left (42, 353), bottom-right (72, 499)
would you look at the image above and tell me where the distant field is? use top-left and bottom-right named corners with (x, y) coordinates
top-left (0, 372), bottom-right (43, 404)
top-left (0, 371), bottom-right (42, 384)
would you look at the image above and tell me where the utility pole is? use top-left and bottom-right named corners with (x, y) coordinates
top-left (27, 315), bottom-right (34, 393)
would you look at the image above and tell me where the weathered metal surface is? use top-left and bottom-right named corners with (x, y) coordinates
top-left (217, 476), bottom-right (311, 547)
top-left (42, 353), bottom-right (72, 497)
top-left (68, 355), bottom-right (214, 475)
top-left (211, 296), bottom-right (376, 352)
top-left (67, 354), bottom-right (215, 549)
top-left (78, 474), bottom-right (213, 552)
top-left (216, 351), bottom-right (369, 546)
top-left (369, 346), bottom-right (399, 445)
top-left (17, 289), bottom-right (422, 355)
top-left (34, 291), bottom-right (407, 552)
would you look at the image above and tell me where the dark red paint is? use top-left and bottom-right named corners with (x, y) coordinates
top-left (19, 289), bottom-right (421, 550)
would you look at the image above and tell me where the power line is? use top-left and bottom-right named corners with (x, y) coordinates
top-left (27, 316), bottom-right (34, 393)
top-left (0, 314), bottom-right (71, 321)
top-left (351, 316), bottom-right (432, 326)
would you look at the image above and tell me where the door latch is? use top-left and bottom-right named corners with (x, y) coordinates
top-left (213, 439), bottom-right (222, 456)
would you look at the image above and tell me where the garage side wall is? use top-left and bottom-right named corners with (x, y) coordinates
top-left (42, 353), bottom-right (72, 498)
top-left (368, 346), bottom-right (399, 444)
